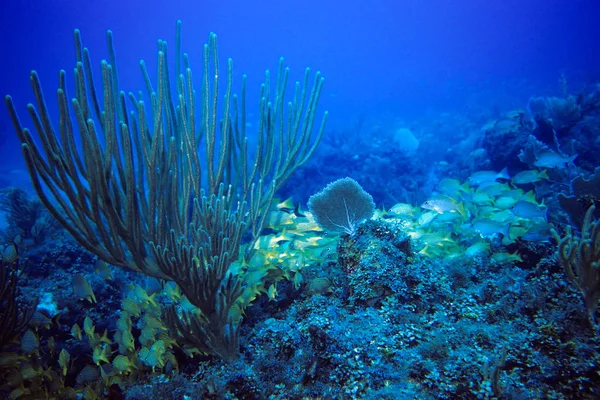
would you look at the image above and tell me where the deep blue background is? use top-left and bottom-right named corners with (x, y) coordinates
top-left (1, 0), bottom-right (599, 173)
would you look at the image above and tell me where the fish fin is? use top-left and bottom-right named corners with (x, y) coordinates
top-left (457, 202), bottom-right (468, 218)
top-left (542, 206), bottom-right (548, 222)
top-left (523, 190), bottom-right (536, 203)
top-left (293, 203), bottom-right (306, 218)
top-left (459, 182), bottom-right (471, 193)
top-left (568, 154), bottom-right (578, 164)
top-left (498, 167), bottom-right (510, 181)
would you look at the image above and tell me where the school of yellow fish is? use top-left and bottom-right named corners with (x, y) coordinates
top-left (386, 168), bottom-right (552, 264)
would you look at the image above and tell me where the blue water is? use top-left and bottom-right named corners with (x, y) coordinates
top-left (2, 0), bottom-right (599, 163)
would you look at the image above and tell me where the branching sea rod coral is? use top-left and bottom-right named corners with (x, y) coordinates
top-left (552, 205), bottom-right (600, 331)
top-left (4, 21), bottom-right (327, 359)
top-left (0, 244), bottom-right (36, 350)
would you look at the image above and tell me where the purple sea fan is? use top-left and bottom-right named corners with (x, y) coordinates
top-left (308, 177), bottom-right (375, 235)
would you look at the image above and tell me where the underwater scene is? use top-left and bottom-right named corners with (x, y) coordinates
top-left (1, 0), bottom-right (600, 399)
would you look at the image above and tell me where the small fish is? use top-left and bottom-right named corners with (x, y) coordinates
top-left (509, 225), bottom-right (529, 241)
top-left (92, 344), bottom-right (111, 365)
top-left (389, 203), bottom-right (417, 217)
top-left (121, 298), bottom-right (141, 317)
top-left (140, 326), bottom-right (157, 346)
top-left (468, 168), bottom-right (510, 186)
top-left (239, 284), bottom-right (263, 306)
top-left (308, 277), bottom-right (332, 295)
top-left (138, 340), bottom-right (167, 370)
top-left (264, 211), bottom-right (296, 228)
top-left (471, 191), bottom-right (494, 205)
top-left (522, 222), bottom-right (553, 242)
top-left (73, 274), bottom-right (97, 303)
top-left (116, 313), bottom-right (131, 332)
top-left (276, 197), bottom-right (295, 213)
top-left (318, 246), bottom-right (336, 260)
top-left (434, 211), bottom-right (463, 223)
top-left (145, 277), bottom-right (163, 296)
top-left (437, 178), bottom-right (470, 196)
top-left (254, 231), bottom-right (292, 249)
top-left (134, 285), bottom-right (158, 307)
top-left (511, 169), bottom-right (549, 185)
top-left (418, 244), bottom-right (444, 258)
top-left (7, 388), bottom-right (30, 399)
top-left (164, 352), bottom-right (179, 374)
top-left (112, 355), bottom-right (136, 374)
top-left (276, 198), bottom-right (306, 217)
top-left (29, 309), bottom-right (54, 330)
top-left (0, 353), bottom-right (26, 368)
top-left (417, 211), bottom-right (438, 227)
top-left (71, 323), bottom-right (83, 340)
top-left (471, 218), bottom-right (510, 238)
top-left (47, 336), bottom-right (56, 355)
top-left (292, 271), bottom-right (304, 290)
top-left (517, 189), bottom-right (537, 203)
top-left (58, 349), bottom-right (70, 376)
top-left (94, 260), bottom-right (113, 280)
top-left (1, 243), bottom-right (18, 264)
top-left (267, 284), bottom-right (278, 301)
top-left (511, 201), bottom-right (547, 220)
top-left (76, 364), bottom-right (99, 386)
top-left (495, 196), bottom-right (519, 210)
top-left (83, 316), bottom-right (95, 337)
top-left (419, 232), bottom-right (454, 246)
top-left (143, 314), bottom-right (166, 331)
top-left (533, 151), bottom-right (577, 168)
top-left (477, 205), bottom-right (497, 215)
top-left (228, 303), bottom-right (245, 324)
top-left (97, 329), bottom-right (112, 345)
top-left (82, 386), bottom-right (102, 400)
top-left (421, 195), bottom-right (467, 216)
top-left (487, 210), bottom-right (514, 223)
top-left (20, 363), bottom-right (43, 380)
top-left (477, 181), bottom-right (510, 197)
top-left (293, 220), bottom-right (323, 232)
top-left (163, 282), bottom-right (183, 301)
top-left (292, 236), bottom-right (322, 250)
top-left (280, 254), bottom-right (304, 272)
top-left (119, 328), bottom-right (136, 353)
top-left (293, 206), bottom-right (306, 218)
top-left (21, 329), bottom-right (39, 354)
top-left (182, 347), bottom-right (204, 359)
top-left (155, 332), bottom-right (178, 349)
top-left (464, 241), bottom-right (490, 257)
